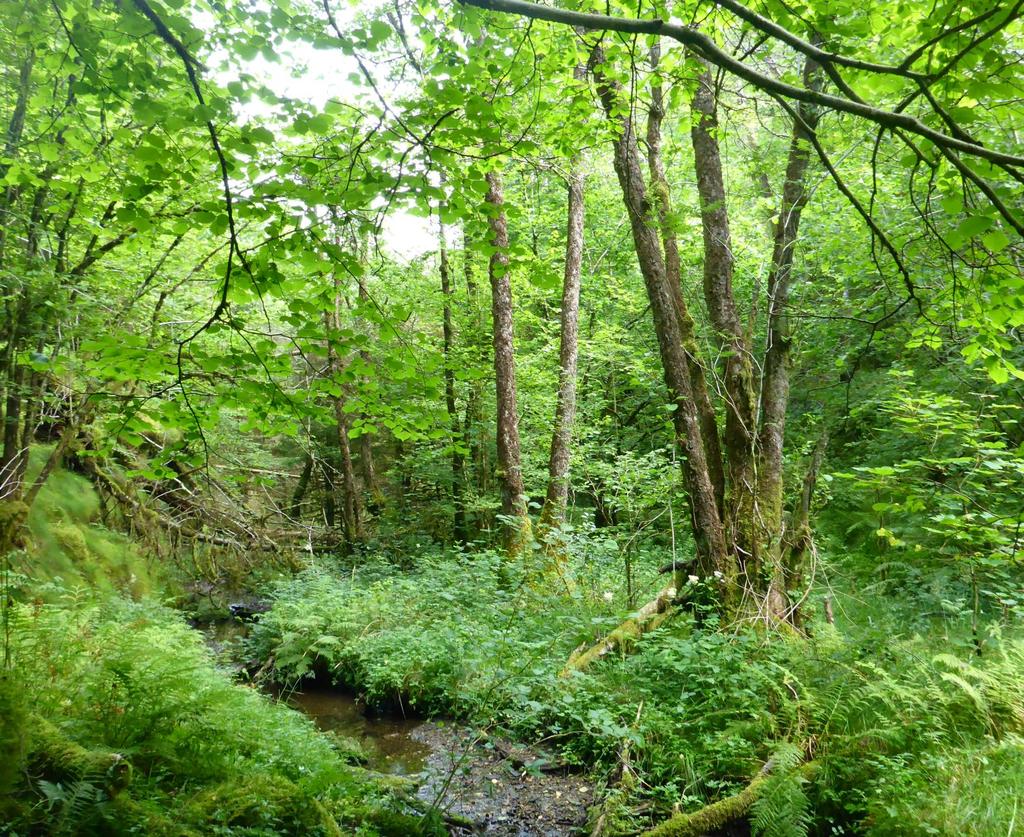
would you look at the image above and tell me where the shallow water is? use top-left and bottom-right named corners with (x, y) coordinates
top-left (198, 619), bottom-right (593, 834)
top-left (287, 688), bottom-right (594, 834)
top-left (284, 687), bottom-right (432, 774)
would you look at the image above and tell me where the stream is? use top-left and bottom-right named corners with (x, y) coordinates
top-left (292, 686), bottom-right (595, 835)
top-left (201, 619), bottom-right (595, 835)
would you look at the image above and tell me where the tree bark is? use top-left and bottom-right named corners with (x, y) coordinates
top-left (646, 44), bottom-right (725, 517)
top-left (440, 214), bottom-right (468, 542)
top-left (560, 583), bottom-right (677, 676)
top-left (758, 55), bottom-right (823, 615)
top-left (485, 170), bottom-right (532, 555)
top-left (689, 64), bottom-right (759, 579)
top-left (325, 303), bottom-right (363, 545)
top-left (289, 454), bottom-right (314, 520)
top-left (463, 228), bottom-right (488, 502)
top-left (590, 47), bottom-right (730, 584)
top-left (355, 278), bottom-right (383, 507)
top-left (0, 363), bottom-right (26, 500)
top-left (0, 48), bottom-right (34, 270)
top-left (538, 141), bottom-right (585, 551)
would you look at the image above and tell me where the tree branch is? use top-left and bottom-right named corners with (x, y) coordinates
top-left (456, 0), bottom-right (1024, 169)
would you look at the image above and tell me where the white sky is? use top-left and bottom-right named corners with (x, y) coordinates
top-left (207, 5), bottom-right (438, 261)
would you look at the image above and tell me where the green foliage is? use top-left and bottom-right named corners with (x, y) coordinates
top-left (1, 0), bottom-right (1022, 834)
top-left (1, 594), bottom-right (427, 835)
top-left (17, 447), bottom-right (158, 597)
top-left (254, 546), bottom-right (1024, 835)
top-left (249, 552), bottom-right (615, 713)
top-left (832, 372), bottom-right (1024, 625)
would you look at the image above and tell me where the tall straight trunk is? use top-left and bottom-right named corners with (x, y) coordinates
top-left (0, 283), bottom-right (32, 501)
top-left (538, 150), bottom-right (584, 539)
top-left (0, 363), bottom-right (25, 500)
top-left (0, 48), bottom-right (34, 270)
top-left (485, 170), bottom-right (531, 554)
top-left (15, 369), bottom-right (42, 486)
top-left (320, 464), bottom-right (336, 528)
top-left (289, 454), bottom-right (314, 519)
top-left (758, 56), bottom-right (823, 614)
top-left (463, 229), bottom-right (488, 497)
top-left (439, 216), bottom-right (467, 542)
top-left (590, 48), bottom-right (729, 583)
top-left (324, 303), bottom-right (363, 545)
top-left (690, 64), bottom-right (759, 578)
top-left (355, 278), bottom-right (382, 506)
top-left (332, 398), bottom-right (361, 543)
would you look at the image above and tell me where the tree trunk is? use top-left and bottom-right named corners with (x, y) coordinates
top-left (355, 278), bottom-right (383, 508)
top-left (0, 363), bottom-right (26, 500)
top-left (440, 214), bottom-right (467, 542)
top-left (289, 454), bottom-right (314, 520)
top-left (779, 429), bottom-right (828, 622)
top-left (646, 44), bottom-right (725, 516)
top-left (320, 462), bottom-right (336, 528)
top-left (689, 64), bottom-right (759, 583)
top-left (0, 48), bottom-right (34, 270)
top-left (485, 170), bottom-right (531, 556)
top-left (332, 396), bottom-right (361, 544)
top-left (758, 55), bottom-right (823, 616)
top-left (590, 47), bottom-right (730, 585)
top-left (325, 305), bottom-right (363, 545)
top-left (537, 141), bottom-right (585, 562)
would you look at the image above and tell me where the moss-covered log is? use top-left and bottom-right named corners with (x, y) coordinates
top-left (641, 760), bottom-right (817, 837)
top-left (641, 774), bottom-right (768, 837)
top-left (0, 499), bottom-right (27, 553)
top-left (561, 584), bottom-right (677, 676)
top-left (28, 716), bottom-right (133, 794)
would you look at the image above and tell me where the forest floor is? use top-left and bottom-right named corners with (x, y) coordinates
top-left (204, 621), bottom-right (596, 835)
top-left (290, 687), bottom-right (597, 835)
top-left (6, 458), bottom-right (1024, 835)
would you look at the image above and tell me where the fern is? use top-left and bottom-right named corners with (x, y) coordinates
top-left (750, 744), bottom-right (810, 837)
top-left (37, 777), bottom-right (108, 835)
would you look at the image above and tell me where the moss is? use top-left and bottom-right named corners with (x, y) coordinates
top-left (0, 499), bottom-right (28, 554)
top-left (356, 805), bottom-right (448, 836)
top-left (15, 445), bottom-right (159, 596)
top-left (641, 774), bottom-right (769, 837)
top-left (0, 673), bottom-right (28, 803)
top-left (183, 774), bottom-right (343, 833)
top-left (27, 715), bottom-right (133, 794)
top-left (561, 585), bottom-right (677, 675)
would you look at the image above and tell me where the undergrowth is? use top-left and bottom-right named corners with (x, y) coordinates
top-left (251, 550), bottom-right (1024, 836)
top-left (15, 447), bottom-right (158, 597)
top-left (0, 592), bottom-right (441, 836)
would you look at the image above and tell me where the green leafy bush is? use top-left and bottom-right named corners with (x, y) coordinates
top-left (254, 550), bottom-right (1024, 836)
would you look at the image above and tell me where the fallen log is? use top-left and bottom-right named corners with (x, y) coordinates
top-left (560, 584), bottom-right (677, 676)
top-left (641, 775), bottom-right (768, 837)
top-left (640, 760), bottom-right (817, 837)
top-left (28, 716), bottom-right (133, 795)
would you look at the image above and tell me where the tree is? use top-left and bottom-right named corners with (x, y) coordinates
top-left (537, 106), bottom-right (586, 575)
top-left (485, 170), bottom-right (533, 556)
top-left (456, 0), bottom-right (1023, 623)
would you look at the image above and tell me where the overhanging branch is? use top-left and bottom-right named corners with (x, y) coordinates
top-left (456, 0), bottom-right (1024, 171)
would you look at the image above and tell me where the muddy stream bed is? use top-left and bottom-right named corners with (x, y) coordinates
top-left (290, 687), bottom-right (595, 835)
top-left (202, 619), bottom-right (595, 835)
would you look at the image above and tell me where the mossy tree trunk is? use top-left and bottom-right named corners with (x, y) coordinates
top-left (537, 109), bottom-right (585, 579)
top-left (485, 169), bottom-right (532, 557)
